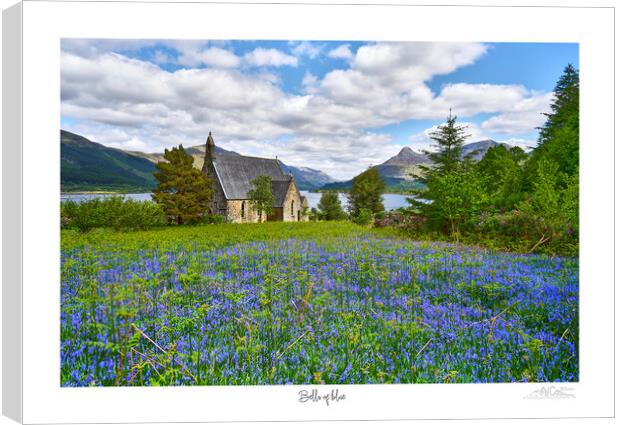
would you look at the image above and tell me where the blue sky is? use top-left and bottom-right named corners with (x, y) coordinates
top-left (61, 39), bottom-right (577, 180)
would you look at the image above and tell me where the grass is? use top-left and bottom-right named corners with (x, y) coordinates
top-left (61, 221), bottom-right (578, 386)
top-left (61, 221), bottom-right (399, 251)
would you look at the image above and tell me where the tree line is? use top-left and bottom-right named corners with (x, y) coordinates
top-left (405, 64), bottom-right (579, 255)
top-left (314, 64), bottom-right (579, 255)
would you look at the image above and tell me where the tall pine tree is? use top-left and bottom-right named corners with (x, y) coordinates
top-left (152, 145), bottom-right (213, 224)
top-left (409, 111), bottom-right (486, 237)
top-left (425, 110), bottom-right (470, 174)
top-left (526, 64), bottom-right (579, 185)
top-left (317, 192), bottom-right (346, 221)
top-left (517, 64), bottom-right (579, 253)
top-left (348, 167), bottom-right (385, 219)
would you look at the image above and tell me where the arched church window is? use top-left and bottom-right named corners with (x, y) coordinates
top-left (241, 201), bottom-right (245, 219)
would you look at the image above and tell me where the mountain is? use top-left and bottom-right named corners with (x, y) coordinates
top-left (461, 139), bottom-right (500, 160)
top-left (61, 130), bottom-right (336, 192)
top-left (375, 146), bottom-right (432, 180)
top-left (279, 163), bottom-right (336, 190)
top-left (321, 146), bottom-right (430, 192)
top-left (61, 130), bottom-right (157, 192)
top-left (320, 140), bottom-right (502, 193)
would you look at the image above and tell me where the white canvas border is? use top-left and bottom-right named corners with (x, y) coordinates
top-left (2, 2), bottom-right (23, 424)
top-left (14, 1), bottom-right (614, 423)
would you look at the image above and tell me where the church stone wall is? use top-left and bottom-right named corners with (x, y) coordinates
top-left (226, 200), bottom-right (264, 223)
top-left (282, 182), bottom-right (304, 222)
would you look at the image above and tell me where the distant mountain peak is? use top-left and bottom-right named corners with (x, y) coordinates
top-left (461, 139), bottom-right (499, 160)
top-left (383, 146), bottom-right (430, 167)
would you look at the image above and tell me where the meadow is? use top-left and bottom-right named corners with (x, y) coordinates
top-left (61, 222), bottom-right (578, 386)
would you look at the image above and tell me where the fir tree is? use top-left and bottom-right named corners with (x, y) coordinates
top-left (409, 111), bottom-right (485, 237)
top-left (424, 110), bottom-right (470, 175)
top-left (348, 167), bottom-right (385, 219)
top-left (152, 145), bottom-right (213, 225)
top-left (526, 64), bottom-right (579, 184)
top-left (317, 192), bottom-right (346, 221)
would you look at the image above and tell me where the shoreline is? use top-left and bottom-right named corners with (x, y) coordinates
top-left (61, 191), bottom-right (151, 195)
top-left (62, 191), bottom-right (117, 195)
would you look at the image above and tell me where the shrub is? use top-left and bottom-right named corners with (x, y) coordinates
top-left (61, 196), bottom-right (166, 232)
top-left (317, 192), bottom-right (347, 221)
top-left (476, 209), bottom-right (578, 255)
top-left (200, 214), bottom-right (225, 224)
top-left (353, 208), bottom-right (374, 226)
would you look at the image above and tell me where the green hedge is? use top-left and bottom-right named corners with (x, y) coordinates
top-left (61, 196), bottom-right (166, 232)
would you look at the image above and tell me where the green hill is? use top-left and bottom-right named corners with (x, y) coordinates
top-left (61, 130), bottom-right (157, 192)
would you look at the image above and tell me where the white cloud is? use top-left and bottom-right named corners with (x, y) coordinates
top-left (152, 50), bottom-right (172, 65)
top-left (169, 40), bottom-right (212, 67)
top-left (481, 92), bottom-right (553, 134)
top-left (169, 44), bottom-right (242, 68)
top-left (352, 42), bottom-right (487, 82)
top-left (198, 47), bottom-right (241, 68)
top-left (243, 48), bottom-right (298, 67)
top-left (301, 72), bottom-right (319, 94)
top-left (61, 39), bottom-right (158, 58)
top-left (328, 44), bottom-right (353, 60)
top-left (61, 40), bottom-right (555, 180)
top-left (291, 41), bottom-right (323, 59)
top-left (316, 42), bottom-right (492, 118)
top-left (436, 83), bottom-right (528, 114)
top-left (497, 138), bottom-right (537, 151)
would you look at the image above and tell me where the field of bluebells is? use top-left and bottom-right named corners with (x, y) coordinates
top-left (61, 222), bottom-right (578, 386)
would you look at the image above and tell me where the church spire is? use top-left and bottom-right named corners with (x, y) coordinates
top-left (202, 131), bottom-right (216, 174)
top-left (206, 131), bottom-right (215, 160)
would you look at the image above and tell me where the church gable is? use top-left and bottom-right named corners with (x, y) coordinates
top-left (271, 179), bottom-right (293, 207)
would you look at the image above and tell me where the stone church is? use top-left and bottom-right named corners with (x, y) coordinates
top-left (201, 132), bottom-right (309, 223)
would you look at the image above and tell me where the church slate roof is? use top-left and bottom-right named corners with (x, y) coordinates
top-left (212, 153), bottom-right (290, 200)
top-left (271, 180), bottom-right (292, 207)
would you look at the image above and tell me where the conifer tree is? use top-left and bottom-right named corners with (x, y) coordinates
top-left (317, 192), bottom-right (346, 221)
top-left (348, 167), bottom-right (385, 219)
top-left (152, 145), bottom-right (213, 224)
top-left (424, 110), bottom-right (470, 175)
top-left (525, 64), bottom-right (579, 185)
top-left (409, 111), bottom-right (485, 237)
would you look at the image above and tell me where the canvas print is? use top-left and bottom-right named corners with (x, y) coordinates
top-left (60, 39), bottom-right (579, 386)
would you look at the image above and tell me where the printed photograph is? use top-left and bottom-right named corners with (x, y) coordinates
top-left (60, 39), bottom-right (579, 386)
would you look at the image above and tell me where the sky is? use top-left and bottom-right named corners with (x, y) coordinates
top-left (60, 39), bottom-right (578, 180)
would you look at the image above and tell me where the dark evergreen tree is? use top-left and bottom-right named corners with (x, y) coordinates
top-left (475, 144), bottom-right (526, 209)
top-left (152, 145), bottom-right (213, 224)
top-left (317, 192), bottom-right (347, 221)
top-left (517, 64), bottom-right (579, 253)
top-left (424, 110), bottom-right (470, 174)
top-left (525, 64), bottom-right (579, 186)
top-left (348, 167), bottom-right (385, 218)
top-left (409, 112), bottom-right (485, 237)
